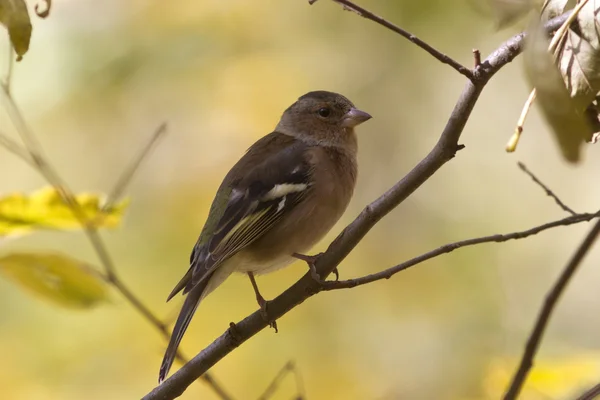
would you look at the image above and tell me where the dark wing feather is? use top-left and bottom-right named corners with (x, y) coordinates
top-left (160, 133), bottom-right (312, 382)
top-left (188, 141), bottom-right (312, 288)
top-left (166, 133), bottom-right (312, 300)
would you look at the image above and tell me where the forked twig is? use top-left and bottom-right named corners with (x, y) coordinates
top-left (518, 162), bottom-right (576, 215)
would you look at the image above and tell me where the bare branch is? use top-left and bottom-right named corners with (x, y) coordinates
top-left (323, 0), bottom-right (474, 80)
top-left (472, 48), bottom-right (481, 68)
top-left (101, 122), bottom-right (167, 213)
top-left (142, 12), bottom-right (572, 400)
top-left (0, 131), bottom-right (34, 166)
top-left (3, 45), bottom-right (14, 94)
top-left (575, 382), bottom-right (600, 400)
top-left (503, 219), bottom-right (600, 400)
top-left (0, 91), bottom-right (232, 399)
top-left (518, 162), bottom-right (576, 215)
top-left (257, 361), bottom-right (305, 400)
top-left (320, 211), bottom-right (600, 291)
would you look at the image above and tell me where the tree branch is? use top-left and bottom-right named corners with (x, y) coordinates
top-left (324, 0), bottom-right (474, 80)
top-left (142, 12), bottom-right (571, 400)
top-left (575, 382), bottom-right (600, 400)
top-left (518, 162), bottom-right (576, 215)
top-left (320, 210), bottom-right (600, 291)
top-left (503, 219), bottom-right (600, 400)
top-left (0, 86), bottom-right (233, 400)
top-left (257, 361), bottom-right (305, 400)
top-left (0, 131), bottom-right (35, 166)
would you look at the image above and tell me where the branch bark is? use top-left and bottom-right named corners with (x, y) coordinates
top-left (327, 0), bottom-right (474, 79)
top-left (575, 382), bottom-right (600, 400)
top-left (503, 219), bottom-right (600, 400)
top-left (0, 78), bottom-right (233, 399)
top-left (320, 210), bottom-right (600, 291)
top-left (143, 12), bottom-right (571, 400)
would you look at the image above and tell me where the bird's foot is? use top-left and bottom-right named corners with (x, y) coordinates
top-left (292, 252), bottom-right (339, 283)
top-left (257, 295), bottom-right (278, 333)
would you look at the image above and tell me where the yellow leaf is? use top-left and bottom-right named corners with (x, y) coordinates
top-left (0, 252), bottom-right (109, 309)
top-left (0, 187), bottom-right (130, 237)
top-left (0, 0), bottom-right (32, 61)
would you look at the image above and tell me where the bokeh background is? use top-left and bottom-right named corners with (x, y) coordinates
top-left (1, 0), bottom-right (600, 399)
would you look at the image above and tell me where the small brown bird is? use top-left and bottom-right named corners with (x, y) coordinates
top-left (159, 90), bottom-right (371, 382)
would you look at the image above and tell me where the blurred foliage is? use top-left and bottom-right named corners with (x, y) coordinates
top-left (0, 186), bottom-right (129, 237)
top-left (0, 0), bottom-right (31, 60)
top-left (484, 353), bottom-right (600, 398)
top-left (0, 0), bottom-right (599, 400)
top-left (0, 252), bottom-right (108, 308)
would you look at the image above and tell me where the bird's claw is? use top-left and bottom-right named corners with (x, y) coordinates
top-left (293, 252), bottom-right (339, 284)
top-left (257, 297), bottom-right (278, 333)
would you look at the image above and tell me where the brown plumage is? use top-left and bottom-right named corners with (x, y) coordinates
top-left (159, 91), bottom-right (371, 382)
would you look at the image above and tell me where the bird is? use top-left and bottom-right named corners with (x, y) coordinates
top-left (159, 90), bottom-right (371, 382)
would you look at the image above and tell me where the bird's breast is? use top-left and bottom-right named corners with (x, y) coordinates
top-left (240, 146), bottom-right (357, 272)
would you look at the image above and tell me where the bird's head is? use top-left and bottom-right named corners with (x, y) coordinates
top-left (276, 90), bottom-right (371, 149)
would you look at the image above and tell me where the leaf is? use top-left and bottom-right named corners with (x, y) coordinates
top-left (0, 186), bottom-right (130, 237)
top-left (0, 0), bottom-right (32, 61)
top-left (489, 0), bottom-right (536, 28)
top-left (524, 18), bottom-right (594, 162)
top-left (555, 0), bottom-right (600, 110)
top-left (539, 0), bottom-right (573, 20)
top-left (0, 252), bottom-right (109, 309)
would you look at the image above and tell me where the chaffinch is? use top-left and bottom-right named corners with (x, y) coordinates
top-left (159, 90), bottom-right (371, 382)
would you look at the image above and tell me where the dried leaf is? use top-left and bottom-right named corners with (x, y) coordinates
top-left (0, 252), bottom-right (109, 309)
top-left (540, 0), bottom-right (574, 20)
top-left (555, 0), bottom-right (600, 111)
top-left (0, 187), bottom-right (130, 237)
top-left (524, 19), bottom-right (594, 162)
top-left (0, 0), bottom-right (32, 61)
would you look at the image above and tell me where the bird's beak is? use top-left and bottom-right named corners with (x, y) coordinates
top-left (341, 108), bottom-right (372, 128)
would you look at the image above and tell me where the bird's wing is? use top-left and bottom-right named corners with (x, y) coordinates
top-left (166, 135), bottom-right (313, 300)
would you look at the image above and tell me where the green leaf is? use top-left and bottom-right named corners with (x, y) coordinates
top-left (0, 0), bottom-right (32, 61)
top-left (0, 186), bottom-right (130, 237)
top-left (0, 252), bottom-right (109, 309)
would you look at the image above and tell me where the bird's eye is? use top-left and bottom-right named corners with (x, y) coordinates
top-left (317, 107), bottom-right (331, 118)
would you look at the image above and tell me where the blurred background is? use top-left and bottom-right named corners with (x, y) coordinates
top-left (1, 0), bottom-right (600, 399)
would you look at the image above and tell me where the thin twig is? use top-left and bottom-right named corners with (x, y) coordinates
top-left (507, 88), bottom-right (536, 153)
top-left (473, 49), bottom-right (481, 68)
top-left (0, 88), bottom-right (233, 399)
top-left (101, 122), bottom-right (167, 213)
top-left (320, 211), bottom-right (600, 291)
top-left (3, 44), bottom-right (13, 94)
top-left (142, 13), bottom-right (572, 400)
top-left (518, 162), bottom-right (576, 215)
top-left (575, 382), bottom-right (600, 400)
top-left (0, 131), bottom-right (34, 166)
top-left (327, 0), bottom-right (474, 80)
top-left (257, 361), bottom-right (305, 400)
top-left (503, 219), bottom-right (600, 400)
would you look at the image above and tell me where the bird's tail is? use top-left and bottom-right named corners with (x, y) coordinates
top-left (159, 281), bottom-right (206, 383)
